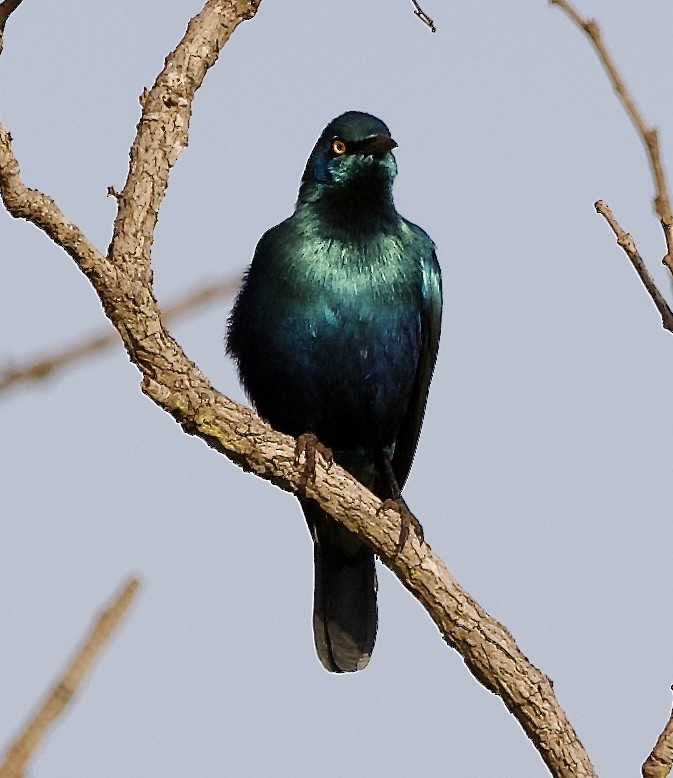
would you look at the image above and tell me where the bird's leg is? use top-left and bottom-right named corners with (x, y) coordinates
top-left (294, 432), bottom-right (333, 496)
top-left (376, 454), bottom-right (424, 553)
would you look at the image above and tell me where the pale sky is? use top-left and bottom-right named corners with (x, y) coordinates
top-left (3, 2), bottom-right (673, 776)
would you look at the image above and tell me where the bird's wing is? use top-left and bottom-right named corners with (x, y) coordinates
top-left (391, 247), bottom-right (442, 490)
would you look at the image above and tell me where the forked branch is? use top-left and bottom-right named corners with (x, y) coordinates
top-left (0, 2), bottom-right (596, 776)
top-left (594, 201), bottom-right (673, 332)
top-left (551, 0), bottom-right (673, 274)
top-left (552, 2), bottom-right (673, 774)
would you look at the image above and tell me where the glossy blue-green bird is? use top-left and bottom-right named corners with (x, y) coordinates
top-left (227, 111), bottom-right (442, 672)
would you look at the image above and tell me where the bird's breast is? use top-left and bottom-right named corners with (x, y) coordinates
top-left (229, 222), bottom-right (429, 451)
top-left (261, 236), bottom-right (423, 448)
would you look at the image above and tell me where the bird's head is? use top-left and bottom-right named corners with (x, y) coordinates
top-left (299, 112), bottom-right (398, 203)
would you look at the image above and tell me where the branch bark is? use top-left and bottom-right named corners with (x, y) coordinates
top-left (594, 201), bottom-right (673, 332)
top-left (643, 694), bottom-right (673, 778)
top-left (0, 578), bottom-right (140, 778)
top-left (0, 2), bottom-right (599, 777)
top-left (0, 0), bottom-right (23, 54)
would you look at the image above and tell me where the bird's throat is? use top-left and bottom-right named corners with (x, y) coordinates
top-left (303, 174), bottom-right (397, 238)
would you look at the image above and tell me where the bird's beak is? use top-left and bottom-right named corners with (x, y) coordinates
top-left (358, 134), bottom-right (398, 155)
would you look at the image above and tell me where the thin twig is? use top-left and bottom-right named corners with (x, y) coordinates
top-left (0, 578), bottom-right (140, 778)
top-left (595, 200), bottom-right (673, 332)
top-left (551, 0), bottom-right (673, 274)
top-left (642, 690), bottom-right (673, 778)
top-left (410, 0), bottom-right (435, 32)
top-left (0, 275), bottom-right (240, 396)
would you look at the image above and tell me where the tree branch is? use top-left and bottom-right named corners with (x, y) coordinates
top-left (0, 0), bottom-right (22, 27)
top-left (0, 275), bottom-right (240, 397)
top-left (550, 0), bottom-right (673, 276)
top-left (0, 0), bottom-right (23, 54)
top-left (643, 692), bottom-right (673, 778)
top-left (0, 2), bottom-right (598, 776)
top-left (594, 200), bottom-right (673, 332)
top-left (409, 0), bottom-right (436, 33)
top-left (0, 577), bottom-right (140, 778)
top-left (550, 4), bottom-right (673, 771)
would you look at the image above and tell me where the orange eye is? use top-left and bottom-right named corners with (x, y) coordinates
top-left (331, 138), bottom-right (347, 156)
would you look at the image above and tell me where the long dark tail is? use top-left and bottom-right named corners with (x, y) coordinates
top-left (302, 501), bottom-right (377, 672)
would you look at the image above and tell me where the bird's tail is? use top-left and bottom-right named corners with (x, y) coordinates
top-left (302, 501), bottom-right (377, 672)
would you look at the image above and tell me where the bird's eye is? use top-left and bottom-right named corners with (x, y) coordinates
top-left (331, 138), bottom-right (347, 156)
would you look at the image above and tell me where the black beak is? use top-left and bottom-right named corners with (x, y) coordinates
top-left (356, 134), bottom-right (398, 155)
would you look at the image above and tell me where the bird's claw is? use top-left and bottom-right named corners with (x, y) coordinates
top-left (294, 433), bottom-right (333, 496)
top-left (378, 498), bottom-right (424, 554)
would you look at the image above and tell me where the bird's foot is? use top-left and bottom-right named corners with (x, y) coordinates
top-left (294, 433), bottom-right (333, 496)
top-left (378, 497), bottom-right (424, 554)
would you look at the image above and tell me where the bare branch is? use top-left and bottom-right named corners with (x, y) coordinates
top-left (551, 0), bottom-right (673, 274)
top-left (0, 0), bottom-right (24, 54)
top-left (0, 130), bottom-right (114, 295)
top-left (551, 7), bottom-right (673, 766)
top-left (0, 275), bottom-right (240, 397)
top-left (643, 691), bottom-right (673, 778)
top-left (0, 2), bottom-right (598, 775)
top-left (0, 578), bottom-right (140, 778)
top-left (107, 0), bottom-right (261, 278)
top-left (0, 0), bottom-right (22, 27)
top-left (409, 0), bottom-right (436, 33)
top-left (595, 200), bottom-right (673, 332)
top-left (0, 109), bottom-right (596, 778)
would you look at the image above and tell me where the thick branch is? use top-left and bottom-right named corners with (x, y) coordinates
top-left (0, 0), bottom-right (23, 54)
top-left (0, 131), bottom-right (114, 284)
top-left (0, 275), bottom-right (240, 396)
top-left (0, 2), bottom-right (596, 776)
top-left (108, 0), bottom-right (261, 278)
top-left (0, 0), bottom-right (22, 26)
top-left (0, 578), bottom-right (140, 778)
top-left (643, 693), bottom-right (673, 778)
top-left (0, 118), bottom-right (595, 778)
top-left (551, 0), bottom-right (673, 274)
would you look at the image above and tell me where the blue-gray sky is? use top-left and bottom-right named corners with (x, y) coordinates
top-left (2, 1), bottom-right (673, 775)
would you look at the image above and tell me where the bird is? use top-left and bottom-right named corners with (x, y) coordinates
top-left (226, 111), bottom-right (442, 672)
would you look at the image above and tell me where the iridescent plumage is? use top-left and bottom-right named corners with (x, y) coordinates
top-left (227, 112), bottom-right (442, 672)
